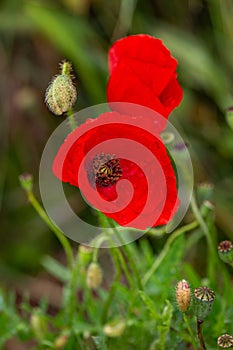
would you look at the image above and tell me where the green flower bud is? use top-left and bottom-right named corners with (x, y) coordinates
top-left (78, 245), bottom-right (93, 267)
top-left (217, 334), bottom-right (233, 349)
top-left (55, 334), bottom-right (69, 349)
top-left (218, 240), bottom-right (233, 267)
top-left (161, 132), bottom-right (175, 145)
top-left (193, 286), bottom-right (215, 321)
top-left (45, 61), bottom-right (77, 115)
top-left (197, 182), bottom-right (214, 202)
top-left (86, 262), bottom-right (103, 289)
top-left (19, 173), bottom-right (33, 193)
top-left (30, 309), bottom-right (47, 341)
top-left (103, 319), bottom-right (126, 338)
top-left (176, 279), bottom-right (191, 312)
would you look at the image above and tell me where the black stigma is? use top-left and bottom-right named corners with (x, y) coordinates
top-left (86, 153), bottom-right (122, 188)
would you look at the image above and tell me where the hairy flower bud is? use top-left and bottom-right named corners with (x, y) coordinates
top-left (103, 319), bottom-right (126, 338)
top-left (86, 262), bottom-right (103, 289)
top-left (193, 286), bottom-right (215, 321)
top-left (217, 334), bottom-right (233, 349)
top-left (45, 61), bottom-right (77, 115)
top-left (218, 240), bottom-right (233, 267)
top-left (176, 279), bottom-right (191, 312)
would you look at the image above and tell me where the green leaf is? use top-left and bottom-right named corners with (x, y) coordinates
top-left (93, 335), bottom-right (108, 350)
top-left (138, 290), bottom-right (161, 321)
top-left (41, 255), bottom-right (70, 282)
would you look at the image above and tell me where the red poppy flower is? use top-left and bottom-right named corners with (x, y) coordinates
top-left (53, 112), bottom-right (179, 229)
top-left (107, 34), bottom-right (183, 118)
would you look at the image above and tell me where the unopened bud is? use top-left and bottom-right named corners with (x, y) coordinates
top-left (55, 334), bottom-right (69, 349)
top-left (176, 279), bottom-right (191, 312)
top-left (78, 245), bottom-right (93, 266)
top-left (197, 182), bottom-right (214, 202)
top-left (218, 240), bottom-right (233, 267)
top-left (161, 132), bottom-right (175, 145)
top-left (45, 61), bottom-right (77, 115)
top-left (217, 334), bottom-right (233, 349)
top-left (86, 262), bottom-right (103, 289)
top-left (19, 173), bottom-right (33, 193)
top-left (103, 319), bottom-right (126, 338)
top-left (30, 309), bottom-right (47, 341)
top-left (193, 286), bottom-right (215, 321)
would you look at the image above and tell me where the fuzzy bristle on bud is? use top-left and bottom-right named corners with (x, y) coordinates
top-left (45, 61), bottom-right (77, 115)
top-left (217, 334), bottom-right (233, 349)
top-left (193, 286), bottom-right (215, 321)
top-left (218, 240), bottom-right (233, 267)
top-left (86, 262), bottom-right (103, 290)
top-left (176, 279), bottom-right (191, 312)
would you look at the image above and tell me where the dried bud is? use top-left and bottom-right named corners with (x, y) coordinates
top-left (55, 334), bottom-right (69, 349)
top-left (86, 262), bottom-right (103, 289)
top-left (45, 61), bottom-right (77, 115)
top-left (30, 309), bottom-right (47, 341)
top-left (218, 240), bottom-right (233, 267)
top-left (193, 286), bottom-right (215, 321)
top-left (218, 334), bottom-right (233, 349)
top-left (19, 173), bottom-right (33, 193)
top-left (103, 319), bottom-right (126, 338)
top-left (176, 279), bottom-right (191, 312)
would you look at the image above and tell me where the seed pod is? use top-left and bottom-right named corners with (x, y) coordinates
top-left (218, 240), bottom-right (233, 267)
top-left (86, 262), bottom-right (103, 289)
top-left (103, 319), bottom-right (126, 338)
top-left (45, 61), bottom-right (77, 115)
top-left (176, 279), bottom-right (191, 312)
top-left (217, 334), bottom-right (233, 349)
top-left (193, 286), bottom-right (215, 321)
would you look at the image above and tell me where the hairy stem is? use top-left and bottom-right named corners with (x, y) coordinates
top-left (197, 319), bottom-right (206, 350)
top-left (27, 191), bottom-right (74, 269)
top-left (142, 220), bottom-right (198, 286)
top-left (183, 313), bottom-right (198, 350)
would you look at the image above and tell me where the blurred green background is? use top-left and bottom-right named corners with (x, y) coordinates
top-left (1, 0), bottom-right (233, 279)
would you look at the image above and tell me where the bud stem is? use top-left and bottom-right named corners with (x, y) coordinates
top-left (26, 190), bottom-right (74, 269)
top-left (197, 319), bottom-right (206, 350)
top-left (183, 314), bottom-right (198, 350)
top-left (67, 109), bottom-right (76, 131)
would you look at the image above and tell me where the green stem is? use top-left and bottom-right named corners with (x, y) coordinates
top-left (101, 248), bottom-right (121, 324)
top-left (183, 313), bottom-right (198, 350)
top-left (96, 212), bottom-right (135, 289)
top-left (106, 218), bottom-right (143, 290)
top-left (142, 220), bottom-right (199, 286)
top-left (66, 249), bottom-right (80, 324)
top-left (190, 196), bottom-right (217, 283)
top-left (67, 109), bottom-right (76, 131)
top-left (27, 191), bottom-right (74, 269)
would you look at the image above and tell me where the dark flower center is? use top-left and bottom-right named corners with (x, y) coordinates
top-left (86, 153), bottom-right (122, 188)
